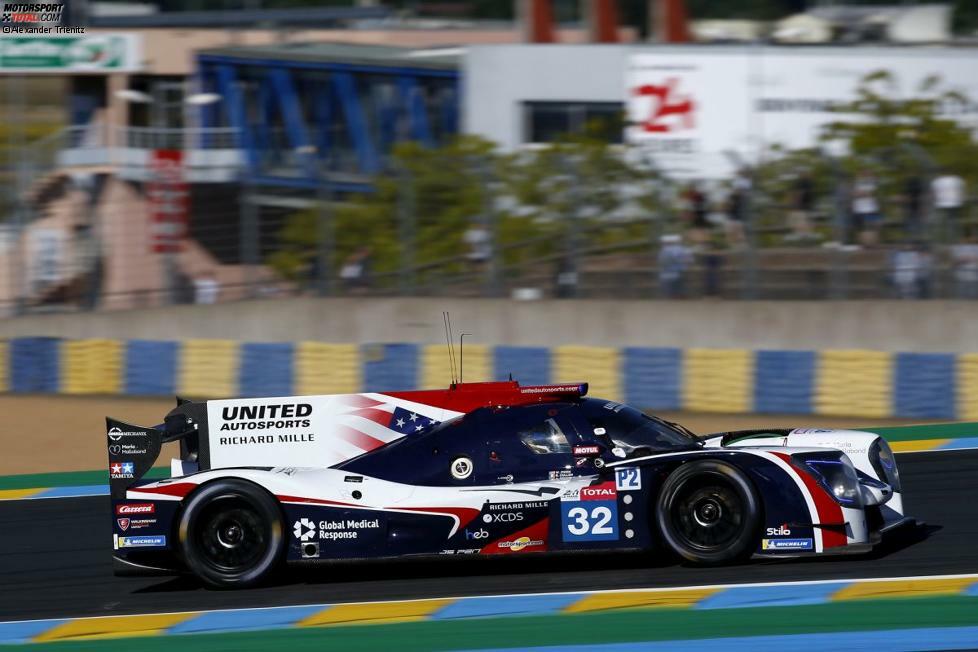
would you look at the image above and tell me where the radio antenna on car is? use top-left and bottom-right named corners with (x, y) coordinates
top-left (459, 332), bottom-right (471, 384)
top-left (443, 311), bottom-right (458, 385)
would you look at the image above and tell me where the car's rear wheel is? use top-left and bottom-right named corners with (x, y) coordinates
top-left (655, 460), bottom-right (760, 565)
top-left (178, 479), bottom-right (284, 589)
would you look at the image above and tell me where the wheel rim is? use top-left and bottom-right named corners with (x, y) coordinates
top-left (193, 494), bottom-right (268, 574)
top-left (669, 474), bottom-right (744, 552)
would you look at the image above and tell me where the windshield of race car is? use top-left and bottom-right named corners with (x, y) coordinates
top-left (580, 399), bottom-right (700, 456)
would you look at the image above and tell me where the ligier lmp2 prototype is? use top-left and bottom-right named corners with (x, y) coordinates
top-left (107, 381), bottom-right (911, 588)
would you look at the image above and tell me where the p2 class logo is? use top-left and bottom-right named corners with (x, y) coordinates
top-left (615, 467), bottom-right (641, 491)
top-left (293, 518), bottom-right (316, 542)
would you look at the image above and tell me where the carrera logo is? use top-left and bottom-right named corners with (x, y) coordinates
top-left (580, 482), bottom-right (617, 501)
top-left (116, 503), bottom-right (155, 515)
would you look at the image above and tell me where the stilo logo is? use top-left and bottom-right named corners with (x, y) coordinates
top-left (293, 518), bottom-right (316, 542)
top-left (766, 524), bottom-right (792, 536)
top-left (117, 518), bottom-right (130, 531)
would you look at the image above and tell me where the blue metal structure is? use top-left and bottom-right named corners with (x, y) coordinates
top-left (197, 44), bottom-right (461, 192)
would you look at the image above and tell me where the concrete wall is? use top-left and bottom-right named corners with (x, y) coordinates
top-left (0, 297), bottom-right (975, 353)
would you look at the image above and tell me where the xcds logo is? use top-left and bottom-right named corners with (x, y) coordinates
top-left (465, 528), bottom-right (488, 540)
top-left (482, 512), bottom-right (524, 524)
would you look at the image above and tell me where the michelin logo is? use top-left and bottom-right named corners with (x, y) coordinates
top-left (761, 538), bottom-right (813, 551)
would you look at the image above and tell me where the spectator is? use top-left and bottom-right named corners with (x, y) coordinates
top-left (903, 174), bottom-right (925, 239)
top-left (193, 270), bottom-right (220, 304)
top-left (787, 172), bottom-right (816, 241)
top-left (931, 170), bottom-right (965, 245)
top-left (339, 247), bottom-right (372, 291)
top-left (890, 242), bottom-right (932, 299)
top-left (951, 227), bottom-right (978, 299)
top-left (852, 170), bottom-right (881, 247)
top-left (725, 169), bottom-right (749, 247)
top-left (554, 256), bottom-right (578, 299)
top-left (463, 222), bottom-right (492, 267)
top-left (658, 234), bottom-right (693, 298)
top-left (700, 234), bottom-right (724, 297)
top-left (683, 182), bottom-right (711, 245)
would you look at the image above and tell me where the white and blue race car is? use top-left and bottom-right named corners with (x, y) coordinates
top-left (107, 381), bottom-right (911, 588)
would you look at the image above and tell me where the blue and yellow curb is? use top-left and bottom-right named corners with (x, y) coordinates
top-left (5, 337), bottom-right (978, 420)
top-left (2, 575), bottom-right (977, 645)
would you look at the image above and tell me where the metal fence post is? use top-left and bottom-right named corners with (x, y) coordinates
top-left (239, 177), bottom-right (260, 299)
top-left (316, 175), bottom-right (333, 297)
top-left (397, 164), bottom-right (416, 295)
top-left (479, 155), bottom-right (501, 297)
top-left (740, 172), bottom-right (759, 300)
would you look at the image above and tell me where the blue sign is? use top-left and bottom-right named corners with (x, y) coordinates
top-left (560, 501), bottom-right (619, 542)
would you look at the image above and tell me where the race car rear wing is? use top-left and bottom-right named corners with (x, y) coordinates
top-left (106, 400), bottom-right (205, 499)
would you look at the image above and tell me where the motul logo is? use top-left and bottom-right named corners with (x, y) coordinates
top-left (116, 503), bottom-right (155, 515)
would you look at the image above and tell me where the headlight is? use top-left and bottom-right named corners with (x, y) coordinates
top-left (869, 438), bottom-right (902, 492)
top-left (793, 452), bottom-right (862, 507)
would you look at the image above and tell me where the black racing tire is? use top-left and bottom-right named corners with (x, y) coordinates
top-left (177, 479), bottom-right (284, 589)
top-left (655, 460), bottom-right (761, 565)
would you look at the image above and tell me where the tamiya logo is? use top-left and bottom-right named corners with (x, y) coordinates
top-left (293, 518), bottom-right (316, 542)
top-left (116, 503), bottom-right (154, 515)
top-left (109, 462), bottom-right (135, 479)
top-left (465, 528), bottom-right (488, 540)
top-left (2, 1), bottom-right (63, 23)
top-left (117, 518), bottom-right (130, 531)
top-left (765, 525), bottom-right (792, 536)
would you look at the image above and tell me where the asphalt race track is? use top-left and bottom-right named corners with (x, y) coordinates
top-left (1, 450), bottom-right (976, 622)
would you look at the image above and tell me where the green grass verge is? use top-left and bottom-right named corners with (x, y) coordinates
top-left (0, 467), bottom-right (168, 491)
top-left (866, 422), bottom-right (978, 442)
top-left (19, 595), bottom-right (978, 651)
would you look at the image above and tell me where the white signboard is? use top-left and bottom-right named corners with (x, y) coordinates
top-left (206, 393), bottom-right (462, 469)
top-left (0, 34), bottom-right (141, 73)
top-left (626, 50), bottom-right (978, 178)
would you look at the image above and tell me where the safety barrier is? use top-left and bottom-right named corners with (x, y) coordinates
top-left (0, 337), bottom-right (976, 419)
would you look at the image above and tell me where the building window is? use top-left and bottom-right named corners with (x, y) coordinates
top-left (523, 101), bottom-right (623, 144)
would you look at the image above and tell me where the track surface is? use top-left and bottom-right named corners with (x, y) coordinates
top-left (1, 451), bottom-right (976, 622)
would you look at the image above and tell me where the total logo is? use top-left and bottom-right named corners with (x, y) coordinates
top-left (465, 528), bottom-right (489, 540)
top-left (497, 537), bottom-right (544, 552)
top-left (765, 525), bottom-right (792, 536)
top-left (293, 518), bottom-right (317, 542)
top-left (482, 512), bottom-right (524, 524)
top-left (580, 482), bottom-right (617, 501)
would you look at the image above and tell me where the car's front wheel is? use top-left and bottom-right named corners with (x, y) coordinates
top-left (178, 479), bottom-right (284, 589)
top-left (655, 460), bottom-right (760, 565)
